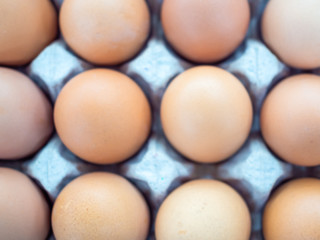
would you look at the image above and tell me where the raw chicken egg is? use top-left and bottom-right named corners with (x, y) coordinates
top-left (261, 74), bottom-right (320, 166)
top-left (52, 172), bottom-right (150, 240)
top-left (0, 0), bottom-right (57, 66)
top-left (0, 167), bottom-right (50, 240)
top-left (263, 178), bottom-right (320, 240)
top-left (60, 0), bottom-right (150, 65)
top-left (161, 66), bottom-right (253, 163)
top-left (0, 67), bottom-right (53, 160)
top-left (155, 179), bottom-right (251, 240)
top-left (54, 69), bottom-right (151, 165)
top-left (161, 0), bottom-right (250, 63)
top-left (262, 0), bottom-right (320, 69)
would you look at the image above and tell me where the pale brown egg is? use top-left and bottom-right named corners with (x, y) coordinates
top-left (161, 66), bottom-right (253, 163)
top-left (54, 69), bottom-right (151, 164)
top-left (0, 167), bottom-right (50, 240)
top-left (52, 172), bottom-right (150, 240)
top-left (0, 67), bottom-right (53, 160)
top-left (261, 74), bottom-right (320, 166)
top-left (161, 0), bottom-right (250, 63)
top-left (60, 0), bottom-right (150, 65)
top-left (155, 179), bottom-right (251, 240)
top-left (262, 0), bottom-right (320, 69)
top-left (0, 0), bottom-right (57, 66)
top-left (263, 178), bottom-right (320, 240)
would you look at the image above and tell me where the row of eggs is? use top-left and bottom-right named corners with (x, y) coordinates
top-left (1, 0), bottom-right (320, 69)
top-left (1, 0), bottom-right (320, 239)
top-left (1, 66), bottom-right (320, 167)
top-left (2, 167), bottom-right (319, 240)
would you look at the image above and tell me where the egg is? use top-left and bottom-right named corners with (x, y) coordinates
top-left (0, 167), bottom-right (50, 240)
top-left (0, 67), bottom-right (53, 160)
top-left (155, 179), bottom-right (251, 240)
top-left (60, 0), bottom-right (150, 65)
top-left (263, 178), bottom-right (320, 240)
top-left (261, 74), bottom-right (320, 167)
top-left (262, 0), bottom-right (320, 69)
top-left (161, 66), bottom-right (253, 163)
top-left (52, 172), bottom-right (150, 240)
top-left (54, 69), bottom-right (151, 164)
top-left (0, 0), bottom-right (57, 66)
top-left (161, 0), bottom-right (250, 63)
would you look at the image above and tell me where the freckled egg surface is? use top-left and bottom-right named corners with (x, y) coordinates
top-left (160, 66), bottom-right (253, 163)
top-left (60, 0), bottom-right (150, 65)
top-left (262, 0), bottom-right (320, 69)
top-left (54, 69), bottom-right (151, 165)
top-left (155, 179), bottom-right (251, 240)
top-left (0, 67), bottom-right (53, 160)
top-left (263, 178), bottom-right (320, 240)
top-left (0, 167), bottom-right (50, 240)
top-left (261, 74), bottom-right (320, 167)
top-left (161, 0), bottom-right (250, 63)
top-left (0, 0), bottom-right (57, 66)
top-left (52, 172), bottom-right (150, 240)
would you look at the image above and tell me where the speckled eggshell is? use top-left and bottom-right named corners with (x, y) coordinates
top-left (262, 0), bottom-right (320, 69)
top-left (161, 66), bottom-right (253, 163)
top-left (0, 67), bottom-right (53, 160)
top-left (263, 178), bottom-right (320, 240)
top-left (52, 172), bottom-right (150, 240)
top-left (261, 74), bottom-right (320, 167)
top-left (0, 0), bottom-right (57, 66)
top-left (155, 179), bottom-right (251, 240)
top-left (161, 0), bottom-right (250, 63)
top-left (0, 167), bottom-right (50, 240)
top-left (54, 69), bottom-right (151, 164)
top-left (60, 0), bottom-right (150, 65)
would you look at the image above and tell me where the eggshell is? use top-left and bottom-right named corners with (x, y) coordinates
top-left (54, 69), bottom-right (151, 164)
top-left (0, 0), bottom-right (57, 66)
top-left (263, 178), bottom-right (320, 240)
top-left (161, 0), bottom-right (250, 63)
top-left (155, 179), bottom-right (251, 240)
top-left (60, 0), bottom-right (150, 65)
top-left (261, 74), bottom-right (320, 166)
top-left (0, 67), bottom-right (53, 160)
top-left (0, 167), bottom-right (50, 240)
top-left (161, 66), bottom-right (253, 163)
top-left (52, 172), bottom-right (150, 240)
top-left (262, 0), bottom-right (320, 69)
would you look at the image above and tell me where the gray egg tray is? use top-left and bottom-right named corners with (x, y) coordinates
top-left (1, 0), bottom-right (320, 239)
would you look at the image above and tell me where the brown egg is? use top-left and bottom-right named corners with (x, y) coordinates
top-left (161, 0), bottom-right (250, 63)
top-left (52, 172), bottom-right (150, 240)
top-left (262, 0), bottom-right (320, 69)
top-left (54, 69), bottom-right (151, 164)
top-left (0, 0), bottom-right (57, 66)
top-left (0, 67), bottom-right (53, 160)
top-left (161, 66), bottom-right (252, 163)
top-left (263, 178), bottom-right (320, 240)
top-left (60, 0), bottom-right (150, 65)
top-left (155, 179), bottom-right (251, 240)
top-left (261, 74), bottom-right (320, 166)
top-left (0, 167), bottom-right (50, 240)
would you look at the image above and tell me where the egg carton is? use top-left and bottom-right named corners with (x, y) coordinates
top-left (1, 0), bottom-right (320, 239)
